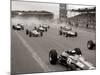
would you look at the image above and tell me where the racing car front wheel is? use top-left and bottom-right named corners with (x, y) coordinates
top-left (74, 48), bottom-right (82, 55)
top-left (49, 49), bottom-right (57, 65)
top-left (87, 40), bottom-right (95, 50)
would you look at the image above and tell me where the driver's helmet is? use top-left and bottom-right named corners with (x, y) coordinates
top-left (67, 50), bottom-right (76, 55)
top-left (71, 50), bottom-right (76, 55)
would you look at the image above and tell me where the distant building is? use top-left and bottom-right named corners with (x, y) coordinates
top-left (11, 10), bottom-right (54, 20)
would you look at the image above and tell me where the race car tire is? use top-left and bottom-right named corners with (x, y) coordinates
top-left (12, 26), bottom-right (15, 30)
top-left (22, 27), bottom-right (24, 30)
top-left (26, 29), bottom-right (29, 35)
top-left (48, 26), bottom-right (50, 29)
top-left (74, 48), bottom-right (82, 55)
top-left (45, 28), bottom-right (47, 32)
top-left (59, 30), bottom-right (62, 35)
top-left (49, 49), bottom-right (57, 65)
top-left (87, 40), bottom-right (95, 50)
top-left (66, 33), bottom-right (68, 37)
top-left (60, 26), bottom-right (62, 29)
top-left (29, 32), bottom-right (32, 37)
top-left (40, 32), bottom-right (43, 37)
top-left (75, 32), bottom-right (77, 37)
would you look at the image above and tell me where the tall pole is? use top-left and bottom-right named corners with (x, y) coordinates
top-left (59, 3), bottom-right (67, 23)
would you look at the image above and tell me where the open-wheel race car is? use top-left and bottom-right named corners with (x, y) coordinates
top-left (60, 26), bottom-right (72, 31)
top-left (59, 26), bottom-right (77, 37)
top-left (12, 24), bottom-right (24, 30)
top-left (37, 25), bottom-right (47, 32)
top-left (42, 24), bottom-right (50, 30)
top-left (26, 27), bottom-right (43, 37)
top-left (49, 48), bottom-right (95, 70)
top-left (87, 40), bottom-right (96, 50)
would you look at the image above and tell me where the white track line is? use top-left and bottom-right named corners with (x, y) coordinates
top-left (15, 31), bottom-right (51, 72)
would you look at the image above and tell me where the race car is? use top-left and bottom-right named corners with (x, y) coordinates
top-left (49, 48), bottom-right (95, 70)
top-left (40, 25), bottom-right (50, 32)
top-left (12, 24), bottom-right (24, 30)
top-left (87, 40), bottom-right (96, 50)
top-left (59, 26), bottom-right (77, 37)
top-left (26, 28), bottom-right (43, 37)
top-left (37, 25), bottom-right (47, 32)
top-left (60, 26), bottom-right (72, 31)
top-left (42, 24), bottom-right (50, 29)
top-left (26, 26), bottom-right (36, 35)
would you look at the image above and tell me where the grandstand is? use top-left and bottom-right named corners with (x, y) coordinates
top-left (68, 7), bottom-right (96, 29)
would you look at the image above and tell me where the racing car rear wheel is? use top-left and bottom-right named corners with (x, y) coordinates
top-left (26, 29), bottom-right (29, 35)
top-left (40, 32), bottom-right (43, 37)
top-left (60, 26), bottom-right (62, 29)
top-left (48, 26), bottom-right (50, 29)
top-left (12, 26), bottom-right (15, 30)
top-left (75, 32), bottom-right (77, 37)
top-left (22, 27), bottom-right (24, 30)
top-left (59, 30), bottom-right (62, 35)
top-left (49, 49), bottom-right (57, 65)
top-left (74, 48), bottom-right (82, 55)
top-left (45, 28), bottom-right (47, 32)
top-left (65, 33), bottom-right (68, 37)
top-left (29, 32), bottom-right (32, 37)
top-left (87, 40), bottom-right (95, 50)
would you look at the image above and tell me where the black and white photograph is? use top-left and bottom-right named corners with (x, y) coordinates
top-left (11, 0), bottom-right (96, 75)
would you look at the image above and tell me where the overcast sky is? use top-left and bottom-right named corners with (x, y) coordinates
top-left (12, 1), bottom-right (95, 10)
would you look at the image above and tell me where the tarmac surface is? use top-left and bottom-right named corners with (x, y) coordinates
top-left (11, 25), bottom-right (96, 75)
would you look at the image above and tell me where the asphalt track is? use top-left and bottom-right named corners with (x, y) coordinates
top-left (11, 26), bottom-right (96, 75)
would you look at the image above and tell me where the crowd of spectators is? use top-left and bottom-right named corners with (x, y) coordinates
top-left (68, 12), bottom-right (96, 29)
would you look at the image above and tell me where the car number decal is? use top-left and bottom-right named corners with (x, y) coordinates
top-left (67, 58), bottom-right (72, 64)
